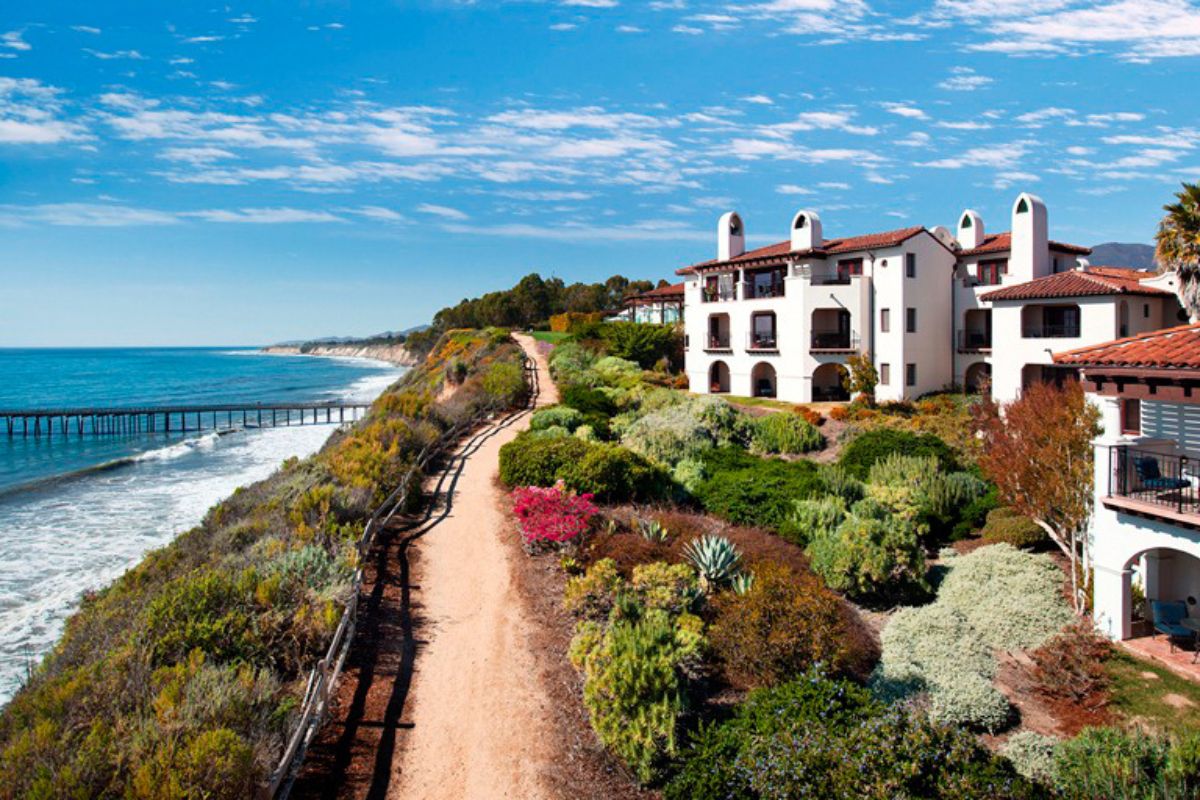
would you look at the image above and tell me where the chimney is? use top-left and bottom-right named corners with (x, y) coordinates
top-left (1009, 192), bottom-right (1049, 282)
top-left (957, 209), bottom-right (984, 250)
top-left (790, 210), bottom-right (822, 251)
top-left (718, 212), bottom-right (745, 262)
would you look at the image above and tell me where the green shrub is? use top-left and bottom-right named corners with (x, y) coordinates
top-left (530, 405), bottom-right (584, 432)
top-left (560, 442), bottom-right (669, 504)
top-left (786, 496), bottom-right (847, 548)
top-left (498, 433), bottom-right (590, 487)
top-left (805, 511), bottom-right (927, 605)
top-left (1052, 727), bottom-right (1200, 799)
top-left (142, 568), bottom-right (263, 666)
top-left (819, 465), bottom-right (864, 504)
top-left (708, 563), bottom-right (860, 688)
top-left (982, 507), bottom-right (1048, 548)
top-left (665, 668), bottom-right (1037, 800)
top-left (671, 458), bottom-right (706, 495)
top-left (571, 609), bottom-right (704, 783)
top-left (1002, 731), bottom-right (1060, 783)
top-left (560, 384), bottom-right (617, 417)
top-left (564, 558), bottom-right (623, 620)
top-left (631, 562), bottom-right (699, 615)
top-left (591, 356), bottom-right (644, 388)
top-left (548, 341), bottom-right (597, 383)
top-left (749, 413), bottom-right (823, 455)
top-left (838, 428), bottom-right (958, 480)
top-left (481, 360), bottom-right (529, 408)
top-left (693, 448), bottom-right (823, 532)
top-left (621, 396), bottom-right (747, 469)
top-left (598, 322), bottom-right (681, 369)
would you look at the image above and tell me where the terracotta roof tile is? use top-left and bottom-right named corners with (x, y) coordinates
top-left (979, 268), bottom-right (1174, 302)
top-left (626, 282), bottom-right (685, 304)
top-left (676, 226), bottom-right (926, 274)
top-left (1054, 323), bottom-right (1200, 370)
top-left (958, 231), bottom-right (1091, 257)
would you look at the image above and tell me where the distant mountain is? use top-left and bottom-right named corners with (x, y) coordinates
top-left (1090, 242), bottom-right (1157, 270)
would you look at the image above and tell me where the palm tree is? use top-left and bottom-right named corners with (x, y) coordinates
top-left (1156, 182), bottom-right (1200, 321)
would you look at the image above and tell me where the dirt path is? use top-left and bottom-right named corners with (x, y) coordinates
top-left (292, 337), bottom-right (559, 800)
top-left (387, 334), bottom-right (556, 799)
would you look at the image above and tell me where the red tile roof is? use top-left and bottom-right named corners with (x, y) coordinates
top-left (958, 231), bottom-right (1091, 257)
top-left (626, 282), bottom-right (685, 304)
top-left (979, 267), bottom-right (1173, 302)
top-left (676, 226), bottom-right (927, 274)
top-left (1054, 323), bottom-right (1200, 370)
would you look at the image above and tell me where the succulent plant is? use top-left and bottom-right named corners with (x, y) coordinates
top-left (635, 517), bottom-right (670, 543)
top-left (730, 571), bottom-right (755, 596)
top-left (683, 534), bottom-right (742, 592)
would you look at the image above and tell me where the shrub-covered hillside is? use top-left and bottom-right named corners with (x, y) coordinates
top-left (0, 329), bottom-right (528, 799)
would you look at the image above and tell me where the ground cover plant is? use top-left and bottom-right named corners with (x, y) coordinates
top-left (0, 330), bottom-right (529, 799)
top-left (665, 667), bottom-right (1039, 800)
top-left (872, 544), bottom-right (1073, 732)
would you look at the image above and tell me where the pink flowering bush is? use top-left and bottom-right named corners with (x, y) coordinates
top-left (511, 481), bottom-right (598, 551)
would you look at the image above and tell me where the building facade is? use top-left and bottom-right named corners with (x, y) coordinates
top-left (679, 193), bottom-right (1187, 404)
top-left (1054, 325), bottom-right (1200, 642)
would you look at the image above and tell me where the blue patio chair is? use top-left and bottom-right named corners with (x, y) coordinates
top-left (1152, 600), bottom-right (1195, 653)
top-left (1133, 456), bottom-right (1191, 492)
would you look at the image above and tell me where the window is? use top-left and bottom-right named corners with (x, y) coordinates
top-left (905, 253), bottom-right (916, 278)
top-left (1016, 197), bottom-right (1030, 214)
top-left (1120, 398), bottom-right (1141, 435)
top-left (880, 308), bottom-right (891, 333)
top-left (1144, 303), bottom-right (1151, 319)
top-left (880, 363), bottom-right (891, 386)
top-left (1052, 257), bottom-right (1061, 274)
top-left (751, 312), bottom-right (777, 349)
top-left (906, 363), bottom-right (917, 387)
top-left (977, 259), bottom-right (1007, 286)
top-left (906, 308), bottom-right (917, 333)
top-left (748, 267), bottom-right (785, 299)
top-left (836, 258), bottom-right (863, 282)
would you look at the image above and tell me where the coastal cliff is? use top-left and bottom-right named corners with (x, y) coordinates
top-left (263, 342), bottom-right (417, 367)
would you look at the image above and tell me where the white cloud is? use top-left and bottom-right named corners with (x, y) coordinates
top-left (187, 207), bottom-right (343, 224)
top-left (2, 31), bottom-right (30, 51)
top-left (71, 25), bottom-right (102, 34)
top-left (882, 102), bottom-right (928, 120)
top-left (0, 78), bottom-right (86, 144)
top-left (617, 24), bottom-right (645, 32)
top-left (937, 67), bottom-right (993, 91)
top-left (83, 48), bottom-right (148, 60)
top-left (919, 141), bottom-right (1030, 169)
top-left (0, 202), bottom-right (178, 227)
top-left (550, 23), bottom-right (578, 30)
top-left (777, 184), bottom-right (815, 194)
top-left (417, 203), bottom-right (469, 220)
top-left (743, 94), bottom-right (774, 105)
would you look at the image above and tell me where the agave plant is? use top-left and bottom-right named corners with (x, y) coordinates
top-left (635, 517), bottom-right (671, 544)
top-left (730, 571), bottom-right (755, 596)
top-left (683, 535), bottom-right (742, 592)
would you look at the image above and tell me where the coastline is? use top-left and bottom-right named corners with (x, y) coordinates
top-left (262, 342), bottom-right (417, 367)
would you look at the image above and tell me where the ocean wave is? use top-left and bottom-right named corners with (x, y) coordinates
top-left (134, 430), bottom-right (225, 463)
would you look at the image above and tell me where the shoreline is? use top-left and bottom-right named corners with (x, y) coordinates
top-left (262, 342), bottom-right (417, 367)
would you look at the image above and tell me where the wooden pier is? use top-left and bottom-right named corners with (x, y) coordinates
top-left (0, 402), bottom-right (372, 439)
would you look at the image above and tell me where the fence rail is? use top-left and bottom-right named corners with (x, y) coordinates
top-left (262, 352), bottom-right (538, 799)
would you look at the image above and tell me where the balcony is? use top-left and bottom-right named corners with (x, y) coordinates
top-left (747, 332), bottom-right (779, 352)
top-left (702, 286), bottom-right (738, 303)
top-left (1022, 323), bottom-right (1081, 339)
top-left (810, 332), bottom-right (859, 353)
top-left (958, 330), bottom-right (992, 352)
top-left (704, 334), bottom-right (732, 353)
top-left (746, 282), bottom-right (785, 300)
top-left (1106, 446), bottom-right (1200, 529)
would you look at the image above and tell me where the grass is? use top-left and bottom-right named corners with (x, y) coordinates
top-left (708, 394), bottom-right (796, 411)
top-left (531, 330), bottom-right (574, 344)
top-left (1107, 650), bottom-right (1200, 737)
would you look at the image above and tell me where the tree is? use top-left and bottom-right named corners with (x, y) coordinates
top-left (974, 381), bottom-right (1101, 614)
top-left (1155, 182), bottom-right (1200, 321)
top-left (843, 353), bottom-right (878, 405)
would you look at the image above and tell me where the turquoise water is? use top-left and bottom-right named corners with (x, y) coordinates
top-left (0, 348), bottom-right (405, 703)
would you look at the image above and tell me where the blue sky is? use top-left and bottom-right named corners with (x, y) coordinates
top-left (2, 0), bottom-right (1200, 345)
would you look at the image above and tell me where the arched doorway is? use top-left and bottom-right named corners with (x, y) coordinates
top-left (1107, 547), bottom-right (1200, 644)
top-left (751, 362), bottom-right (777, 398)
top-left (965, 362), bottom-right (992, 395)
top-left (709, 361), bottom-right (730, 394)
top-left (812, 363), bottom-right (849, 402)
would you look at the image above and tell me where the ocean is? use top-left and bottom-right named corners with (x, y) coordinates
top-left (0, 348), bottom-right (406, 704)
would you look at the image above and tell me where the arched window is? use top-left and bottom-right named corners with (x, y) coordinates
top-left (751, 363), bottom-right (777, 398)
top-left (1016, 197), bottom-right (1030, 214)
top-left (961, 213), bottom-right (973, 229)
top-left (709, 361), bottom-right (730, 394)
top-left (794, 214), bottom-right (808, 230)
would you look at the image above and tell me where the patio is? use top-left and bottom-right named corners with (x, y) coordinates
top-left (1120, 635), bottom-right (1200, 685)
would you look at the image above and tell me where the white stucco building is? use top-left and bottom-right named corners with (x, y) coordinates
top-left (679, 192), bottom-right (1187, 404)
top-left (1054, 325), bottom-right (1200, 643)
